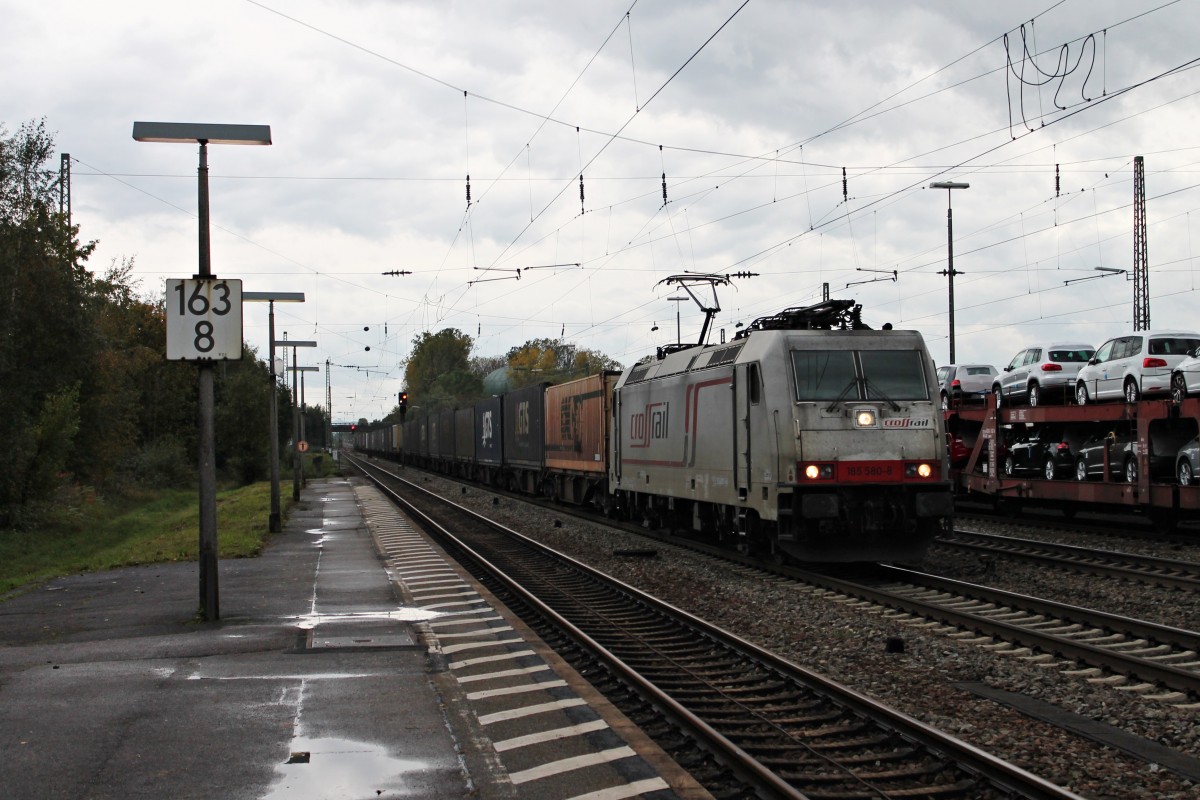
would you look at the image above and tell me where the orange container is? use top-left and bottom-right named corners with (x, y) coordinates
top-left (544, 373), bottom-right (618, 473)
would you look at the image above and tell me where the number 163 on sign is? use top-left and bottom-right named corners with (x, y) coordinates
top-left (166, 278), bottom-right (243, 361)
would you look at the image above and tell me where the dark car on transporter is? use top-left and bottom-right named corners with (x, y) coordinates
top-left (1080, 431), bottom-right (1190, 482)
top-left (1003, 426), bottom-right (1077, 480)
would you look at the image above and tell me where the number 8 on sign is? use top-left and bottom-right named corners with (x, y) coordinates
top-left (165, 278), bottom-right (244, 361)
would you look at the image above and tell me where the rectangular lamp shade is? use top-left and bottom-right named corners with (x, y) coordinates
top-left (133, 121), bottom-right (271, 145)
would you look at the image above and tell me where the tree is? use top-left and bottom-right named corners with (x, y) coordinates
top-left (0, 120), bottom-right (98, 523)
top-left (506, 338), bottom-right (623, 388)
top-left (404, 328), bottom-right (482, 412)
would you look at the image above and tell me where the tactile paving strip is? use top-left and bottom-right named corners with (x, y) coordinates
top-left (355, 486), bottom-right (680, 800)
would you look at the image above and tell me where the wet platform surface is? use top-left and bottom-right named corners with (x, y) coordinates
top-left (0, 477), bottom-right (707, 800)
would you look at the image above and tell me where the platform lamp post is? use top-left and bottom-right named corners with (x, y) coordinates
top-left (133, 121), bottom-right (271, 622)
top-left (930, 181), bottom-right (969, 364)
top-left (277, 337), bottom-right (317, 501)
top-left (244, 292), bottom-right (305, 532)
top-left (293, 364), bottom-right (320, 491)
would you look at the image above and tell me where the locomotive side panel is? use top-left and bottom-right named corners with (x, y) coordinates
top-left (615, 366), bottom-right (737, 503)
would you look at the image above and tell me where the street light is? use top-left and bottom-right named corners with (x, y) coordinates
top-left (133, 121), bottom-right (271, 622)
top-left (277, 336), bottom-right (317, 501)
top-left (244, 291), bottom-right (305, 533)
top-left (930, 181), bottom-right (969, 364)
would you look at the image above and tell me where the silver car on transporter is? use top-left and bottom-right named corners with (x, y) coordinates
top-left (992, 343), bottom-right (1095, 407)
top-left (936, 364), bottom-right (998, 409)
top-left (1075, 330), bottom-right (1200, 404)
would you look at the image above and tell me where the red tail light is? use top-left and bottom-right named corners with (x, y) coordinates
top-left (1143, 357), bottom-right (1168, 368)
top-left (951, 379), bottom-right (961, 388)
top-left (1040, 363), bottom-right (1062, 372)
top-left (1056, 442), bottom-right (1069, 451)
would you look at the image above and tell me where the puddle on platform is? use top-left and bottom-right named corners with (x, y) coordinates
top-left (262, 735), bottom-right (426, 799)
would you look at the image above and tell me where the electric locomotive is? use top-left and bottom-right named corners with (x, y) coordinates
top-left (610, 299), bottom-right (951, 562)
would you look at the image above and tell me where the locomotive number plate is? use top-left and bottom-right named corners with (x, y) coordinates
top-left (838, 461), bottom-right (902, 482)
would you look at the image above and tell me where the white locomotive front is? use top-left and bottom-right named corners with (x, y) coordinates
top-left (610, 300), bottom-right (951, 562)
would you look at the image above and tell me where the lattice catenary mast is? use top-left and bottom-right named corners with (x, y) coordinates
top-left (1132, 155), bottom-right (1149, 331)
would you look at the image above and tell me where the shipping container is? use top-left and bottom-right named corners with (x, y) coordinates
top-left (501, 383), bottom-right (548, 494)
top-left (545, 373), bottom-right (617, 474)
top-left (454, 407), bottom-right (475, 463)
top-left (475, 397), bottom-right (503, 466)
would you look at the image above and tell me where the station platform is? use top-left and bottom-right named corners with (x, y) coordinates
top-left (0, 477), bottom-right (709, 800)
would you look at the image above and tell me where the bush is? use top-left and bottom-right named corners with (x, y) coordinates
top-left (121, 437), bottom-right (193, 488)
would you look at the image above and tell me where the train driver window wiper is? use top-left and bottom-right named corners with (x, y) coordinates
top-left (863, 378), bottom-right (901, 411)
top-left (824, 379), bottom-right (861, 413)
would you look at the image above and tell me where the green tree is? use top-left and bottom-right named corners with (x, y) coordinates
top-left (0, 120), bottom-right (98, 523)
top-left (506, 338), bottom-right (622, 388)
top-left (404, 328), bottom-right (482, 412)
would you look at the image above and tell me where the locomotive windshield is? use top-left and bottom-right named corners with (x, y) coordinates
top-left (791, 349), bottom-right (929, 402)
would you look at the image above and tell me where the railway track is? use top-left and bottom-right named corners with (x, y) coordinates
top-left (934, 528), bottom-right (1200, 591)
top-left (801, 565), bottom-right (1200, 704)
top-left (346, 454), bottom-right (1084, 799)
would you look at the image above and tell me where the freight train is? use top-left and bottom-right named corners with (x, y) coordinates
top-left (356, 300), bottom-right (953, 562)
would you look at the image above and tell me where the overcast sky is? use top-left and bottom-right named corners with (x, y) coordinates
top-left (6, 0), bottom-right (1200, 422)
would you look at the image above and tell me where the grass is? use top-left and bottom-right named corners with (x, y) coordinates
top-left (0, 482), bottom-right (294, 596)
top-left (0, 453), bottom-right (344, 597)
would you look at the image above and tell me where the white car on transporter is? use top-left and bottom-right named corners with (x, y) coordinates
top-left (1075, 330), bottom-right (1200, 404)
top-left (1170, 346), bottom-right (1200, 403)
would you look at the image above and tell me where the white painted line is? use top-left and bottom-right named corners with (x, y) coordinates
top-left (476, 697), bottom-right (588, 725)
top-left (428, 615), bottom-right (504, 628)
top-left (492, 719), bottom-right (609, 752)
top-left (508, 747), bottom-right (636, 784)
top-left (450, 650), bottom-right (536, 670)
top-left (436, 626), bottom-right (514, 639)
top-left (410, 591), bottom-right (479, 602)
top-left (566, 778), bottom-right (671, 800)
top-left (440, 638), bottom-right (524, 655)
top-left (456, 664), bottom-right (550, 683)
top-left (397, 569), bottom-right (458, 579)
top-left (400, 578), bottom-right (464, 588)
top-left (422, 599), bottom-right (490, 610)
top-left (466, 680), bottom-right (568, 700)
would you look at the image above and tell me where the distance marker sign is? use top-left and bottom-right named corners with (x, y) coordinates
top-left (166, 278), bottom-right (243, 361)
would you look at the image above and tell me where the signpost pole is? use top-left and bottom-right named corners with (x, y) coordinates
top-left (134, 120), bottom-right (272, 621)
top-left (194, 141), bottom-right (222, 620)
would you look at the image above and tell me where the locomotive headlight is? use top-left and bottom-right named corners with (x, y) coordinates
top-left (905, 462), bottom-right (935, 479)
top-left (854, 409), bottom-right (877, 428)
top-left (801, 463), bottom-right (835, 480)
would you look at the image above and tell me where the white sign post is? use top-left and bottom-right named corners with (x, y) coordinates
top-left (166, 278), bottom-right (243, 361)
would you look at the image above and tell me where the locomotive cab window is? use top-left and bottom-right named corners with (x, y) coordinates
top-left (791, 349), bottom-right (928, 402)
